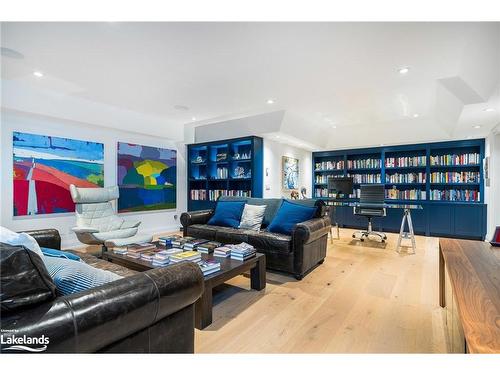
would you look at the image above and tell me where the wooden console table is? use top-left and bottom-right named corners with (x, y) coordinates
top-left (439, 238), bottom-right (500, 353)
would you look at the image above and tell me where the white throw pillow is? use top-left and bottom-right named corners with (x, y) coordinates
top-left (0, 226), bottom-right (44, 259)
top-left (239, 204), bottom-right (266, 231)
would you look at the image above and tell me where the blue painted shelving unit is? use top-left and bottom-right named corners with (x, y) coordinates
top-left (187, 136), bottom-right (263, 211)
top-left (312, 139), bottom-right (487, 240)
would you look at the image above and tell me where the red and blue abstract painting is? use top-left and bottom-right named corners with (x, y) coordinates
top-left (117, 142), bottom-right (176, 212)
top-left (13, 132), bottom-right (104, 216)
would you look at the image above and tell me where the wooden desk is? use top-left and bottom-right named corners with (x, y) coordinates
top-left (439, 238), bottom-right (500, 353)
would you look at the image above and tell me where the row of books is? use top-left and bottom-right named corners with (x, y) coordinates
top-left (347, 158), bottom-right (382, 169)
top-left (214, 167), bottom-right (229, 179)
top-left (429, 171), bottom-right (480, 184)
top-left (386, 172), bottom-right (426, 184)
top-left (386, 188), bottom-right (426, 200)
top-left (385, 156), bottom-right (426, 168)
top-left (314, 160), bottom-right (345, 171)
top-left (315, 174), bottom-right (337, 184)
top-left (348, 173), bottom-right (381, 184)
top-left (189, 189), bottom-right (252, 201)
top-left (208, 190), bottom-right (251, 201)
top-left (429, 189), bottom-right (480, 202)
top-left (190, 189), bottom-right (207, 200)
top-left (429, 153), bottom-right (480, 166)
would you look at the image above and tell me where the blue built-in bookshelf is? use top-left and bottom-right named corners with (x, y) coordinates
top-left (313, 139), bottom-right (487, 240)
top-left (187, 136), bottom-right (263, 211)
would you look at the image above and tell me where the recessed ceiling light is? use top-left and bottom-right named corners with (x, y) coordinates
top-left (33, 71), bottom-right (43, 78)
top-left (473, 125), bottom-right (481, 129)
top-left (267, 99), bottom-right (275, 104)
top-left (331, 125), bottom-right (337, 129)
top-left (466, 136), bottom-right (473, 139)
top-left (173, 105), bottom-right (189, 111)
top-left (276, 135), bottom-right (280, 139)
top-left (191, 117), bottom-right (196, 121)
top-left (484, 108), bottom-right (495, 112)
top-left (398, 67), bottom-right (410, 75)
top-left (413, 113), bottom-right (419, 118)
top-left (380, 144), bottom-right (385, 146)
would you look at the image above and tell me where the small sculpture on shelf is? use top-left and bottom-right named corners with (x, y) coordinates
top-left (233, 166), bottom-right (245, 179)
top-left (290, 190), bottom-right (299, 200)
top-left (192, 155), bottom-right (205, 164)
top-left (216, 153), bottom-right (227, 161)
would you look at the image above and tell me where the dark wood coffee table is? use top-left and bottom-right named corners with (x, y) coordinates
top-left (102, 243), bottom-right (266, 329)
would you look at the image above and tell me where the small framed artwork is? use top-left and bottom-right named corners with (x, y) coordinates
top-left (282, 156), bottom-right (299, 191)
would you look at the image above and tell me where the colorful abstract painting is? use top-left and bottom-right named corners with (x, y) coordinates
top-left (282, 156), bottom-right (299, 191)
top-left (117, 142), bottom-right (176, 212)
top-left (13, 132), bottom-right (104, 216)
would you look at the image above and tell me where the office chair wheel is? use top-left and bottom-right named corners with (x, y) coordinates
top-left (352, 234), bottom-right (355, 238)
top-left (360, 238), bottom-right (364, 242)
top-left (381, 239), bottom-right (385, 243)
top-left (383, 235), bottom-right (387, 239)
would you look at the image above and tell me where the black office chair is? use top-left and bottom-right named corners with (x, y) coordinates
top-left (352, 184), bottom-right (387, 243)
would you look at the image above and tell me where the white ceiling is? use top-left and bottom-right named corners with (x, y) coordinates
top-left (1, 22), bottom-right (500, 149)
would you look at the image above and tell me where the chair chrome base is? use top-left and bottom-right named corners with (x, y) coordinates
top-left (352, 219), bottom-right (387, 243)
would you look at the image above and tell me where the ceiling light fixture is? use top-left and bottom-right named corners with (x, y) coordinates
top-left (331, 125), bottom-right (337, 129)
top-left (191, 117), bottom-right (196, 121)
top-left (413, 113), bottom-right (419, 118)
top-left (398, 67), bottom-right (410, 75)
top-left (267, 99), bottom-right (275, 104)
top-left (33, 71), bottom-right (43, 78)
top-left (473, 125), bottom-right (481, 129)
top-left (484, 108), bottom-right (495, 112)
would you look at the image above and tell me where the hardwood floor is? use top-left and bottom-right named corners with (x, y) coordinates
top-left (194, 228), bottom-right (448, 353)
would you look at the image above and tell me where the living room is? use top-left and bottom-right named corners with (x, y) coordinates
top-left (1, 1), bottom-right (499, 373)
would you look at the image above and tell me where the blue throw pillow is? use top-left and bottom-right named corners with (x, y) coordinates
top-left (41, 247), bottom-right (81, 262)
top-left (43, 256), bottom-right (122, 296)
top-left (207, 200), bottom-right (245, 228)
top-left (267, 200), bottom-right (317, 235)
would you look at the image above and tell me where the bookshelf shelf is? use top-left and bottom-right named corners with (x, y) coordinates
top-left (187, 136), bottom-right (263, 210)
top-left (312, 139), bottom-right (486, 240)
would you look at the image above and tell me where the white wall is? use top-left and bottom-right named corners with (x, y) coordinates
top-left (0, 109), bottom-right (186, 248)
top-left (485, 131), bottom-right (500, 239)
top-left (263, 139), bottom-right (312, 199)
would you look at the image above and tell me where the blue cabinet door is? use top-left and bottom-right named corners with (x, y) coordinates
top-left (428, 204), bottom-right (453, 236)
top-left (454, 205), bottom-right (484, 239)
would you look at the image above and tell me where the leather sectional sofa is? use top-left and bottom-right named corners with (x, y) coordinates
top-left (181, 197), bottom-right (331, 279)
top-left (1, 229), bottom-right (204, 353)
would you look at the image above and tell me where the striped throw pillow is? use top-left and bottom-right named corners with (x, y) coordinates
top-left (43, 256), bottom-right (123, 296)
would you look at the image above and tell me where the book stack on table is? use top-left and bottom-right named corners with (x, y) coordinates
top-left (172, 236), bottom-right (195, 249)
top-left (198, 259), bottom-right (221, 276)
top-left (112, 246), bottom-right (128, 255)
top-left (197, 241), bottom-right (223, 254)
top-left (229, 243), bottom-right (256, 261)
top-left (158, 235), bottom-right (181, 248)
top-left (183, 238), bottom-right (210, 251)
top-left (152, 250), bottom-right (171, 267)
top-left (170, 251), bottom-right (202, 264)
top-left (125, 243), bottom-right (157, 259)
top-left (213, 245), bottom-right (232, 258)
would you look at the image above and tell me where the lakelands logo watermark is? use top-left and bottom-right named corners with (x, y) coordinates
top-left (1, 330), bottom-right (49, 352)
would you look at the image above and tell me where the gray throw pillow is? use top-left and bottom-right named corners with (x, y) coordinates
top-left (239, 204), bottom-right (267, 231)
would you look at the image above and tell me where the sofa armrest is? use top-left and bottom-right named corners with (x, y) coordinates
top-left (293, 216), bottom-right (331, 245)
top-left (72, 226), bottom-right (100, 234)
top-left (180, 210), bottom-right (214, 228)
top-left (120, 220), bottom-right (141, 229)
top-left (20, 228), bottom-right (62, 250)
top-left (0, 262), bottom-right (204, 353)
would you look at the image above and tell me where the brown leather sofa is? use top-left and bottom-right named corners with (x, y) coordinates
top-left (181, 197), bottom-right (331, 280)
top-left (0, 229), bottom-right (204, 353)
